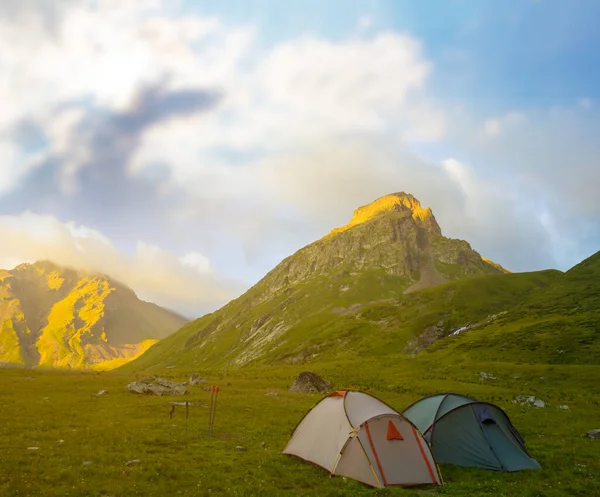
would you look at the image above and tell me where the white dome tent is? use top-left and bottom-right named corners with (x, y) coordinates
top-left (283, 390), bottom-right (443, 488)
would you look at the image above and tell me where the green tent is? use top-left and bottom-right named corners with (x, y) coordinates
top-left (403, 393), bottom-right (541, 472)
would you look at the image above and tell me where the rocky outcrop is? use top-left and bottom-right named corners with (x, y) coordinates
top-left (256, 193), bottom-right (504, 301)
top-left (289, 371), bottom-right (332, 393)
top-left (126, 377), bottom-right (187, 396)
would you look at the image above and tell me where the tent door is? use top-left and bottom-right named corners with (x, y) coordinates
top-left (357, 415), bottom-right (439, 487)
top-left (480, 420), bottom-right (541, 472)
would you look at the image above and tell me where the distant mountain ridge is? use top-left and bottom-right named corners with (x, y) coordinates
top-left (122, 192), bottom-right (517, 371)
top-left (0, 260), bottom-right (188, 369)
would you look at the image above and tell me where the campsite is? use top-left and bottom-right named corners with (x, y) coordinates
top-left (1, 358), bottom-right (598, 496)
top-left (1, 1), bottom-right (600, 496)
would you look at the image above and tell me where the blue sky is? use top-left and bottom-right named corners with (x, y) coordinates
top-left (0, 0), bottom-right (598, 316)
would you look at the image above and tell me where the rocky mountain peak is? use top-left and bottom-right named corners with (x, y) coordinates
top-left (326, 192), bottom-right (441, 238)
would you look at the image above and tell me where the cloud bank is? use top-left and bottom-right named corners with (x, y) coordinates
top-left (0, 0), bottom-right (598, 316)
top-left (0, 212), bottom-right (241, 318)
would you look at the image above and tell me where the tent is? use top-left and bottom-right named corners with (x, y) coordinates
top-left (283, 390), bottom-right (443, 488)
top-left (402, 393), bottom-right (541, 472)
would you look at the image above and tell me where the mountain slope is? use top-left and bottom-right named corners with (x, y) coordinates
top-left (122, 192), bottom-right (528, 371)
top-left (0, 261), bottom-right (188, 369)
top-left (424, 250), bottom-right (600, 365)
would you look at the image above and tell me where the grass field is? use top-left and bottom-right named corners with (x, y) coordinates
top-left (1, 357), bottom-right (598, 496)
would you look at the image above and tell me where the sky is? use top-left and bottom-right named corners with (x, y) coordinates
top-left (1, 0), bottom-right (599, 318)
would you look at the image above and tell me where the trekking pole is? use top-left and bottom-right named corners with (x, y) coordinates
top-left (211, 386), bottom-right (220, 435)
top-left (207, 385), bottom-right (215, 436)
top-left (185, 401), bottom-right (189, 449)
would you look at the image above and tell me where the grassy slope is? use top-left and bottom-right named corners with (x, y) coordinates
top-left (123, 269), bottom-right (561, 372)
top-left (3, 255), bottom-right (599, 495)
top-left (425, 251), bottom-right (600, 365)
top-left (0, 360), bottom-right (598, 496)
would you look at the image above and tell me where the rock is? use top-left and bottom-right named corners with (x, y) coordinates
top-left (125, 459), bottom-right (140, 466)
top-left (479, 372), bottom-right (497, 380)
top-left (585, 429), bottom-right (600, 439)
top-left (83, 461), bottom-right (92, 466)
top-left (540, 376), bottom-right (546, 381)
top-left (189, 373), bottom-right (206, 385)
top-left (513, 395), bottom-right (546, 408)
top-left (126, 377), bottom-right (187, 396)
top-left (235, 446), bottom-right (247, 451)
top-left (92, 390), bottom-right (108, 397)
top-left (289, 371), bottom-right (332, 393)
top-left (27, 447), bottom-right (40, 450)
top-left (265, 390), bottom-right (278, 396)
top-left (261, 442), bottom-right (266, 448)
top-left (558, 405), bottom-right (570, 410)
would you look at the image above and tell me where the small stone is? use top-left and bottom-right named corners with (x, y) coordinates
top-left (265, 390), bottom-right (278, 396)
top-left (57, 439), bottom-right (65, 444)
top-left (558, 405), bottom-right (570, 410)
top-left (83, 461), bottom-right (92, 466)
top-left (235, 446), bottom-right (247, 452)
top-left (585, 429), bottom-right (600, 439)
top-left (125, 459), bottom-right (140, 466)
top-left (27, 447), bottom-right (40, 450)
top-left (540, 376), bottom-right (546, 381)
top-left (93, 390), bottom-right (108, 397)
top-left (260, 442), bottom-right (266, 448)
top-left (189, 373), bottom-right (207, 386)
top-left (513, 395), bottom-right (546, 408)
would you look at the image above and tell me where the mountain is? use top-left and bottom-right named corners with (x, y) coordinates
top-left (122, 192), bottom-right (542, 372)
top-left (0, 260), bottom-right (188, 369)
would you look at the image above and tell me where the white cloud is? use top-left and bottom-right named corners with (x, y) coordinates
top-left (129, 29), bottom-right (445, 198)
top-left (357, 16), bottom-right (374, 31)
top-left (483, 119), bottom-right (500, 136)
top-left (0, 0), bottom-right (253, 191)
top-left (180, 252), bottom-right (212, 274)
top-left (0, 0), bottom-right (598, 300)
top-left (0, 212), bottom-right (241, 317)
top-left (579, 97), bottom-right (592, 110)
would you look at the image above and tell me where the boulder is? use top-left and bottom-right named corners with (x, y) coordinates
top-left (189, 373), bottom-right (206, 385)
top-left (289, 371), bottom-right (332, 393)
top-left (126, 377), bottom-right (187, 396)
top-left (585, 429), bottom-right (600, 439)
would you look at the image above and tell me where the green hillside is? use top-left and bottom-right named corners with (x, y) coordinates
top-left (121, 268), bottom-right (561, 371)
top-left (425, 250), bottom-right (600, 365)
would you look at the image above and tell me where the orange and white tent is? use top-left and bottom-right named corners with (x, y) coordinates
top-left (283, 390), bottom-right (443, 488)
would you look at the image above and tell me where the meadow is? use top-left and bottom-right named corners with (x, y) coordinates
top-left (1, 357), bottom-right (598, 496)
